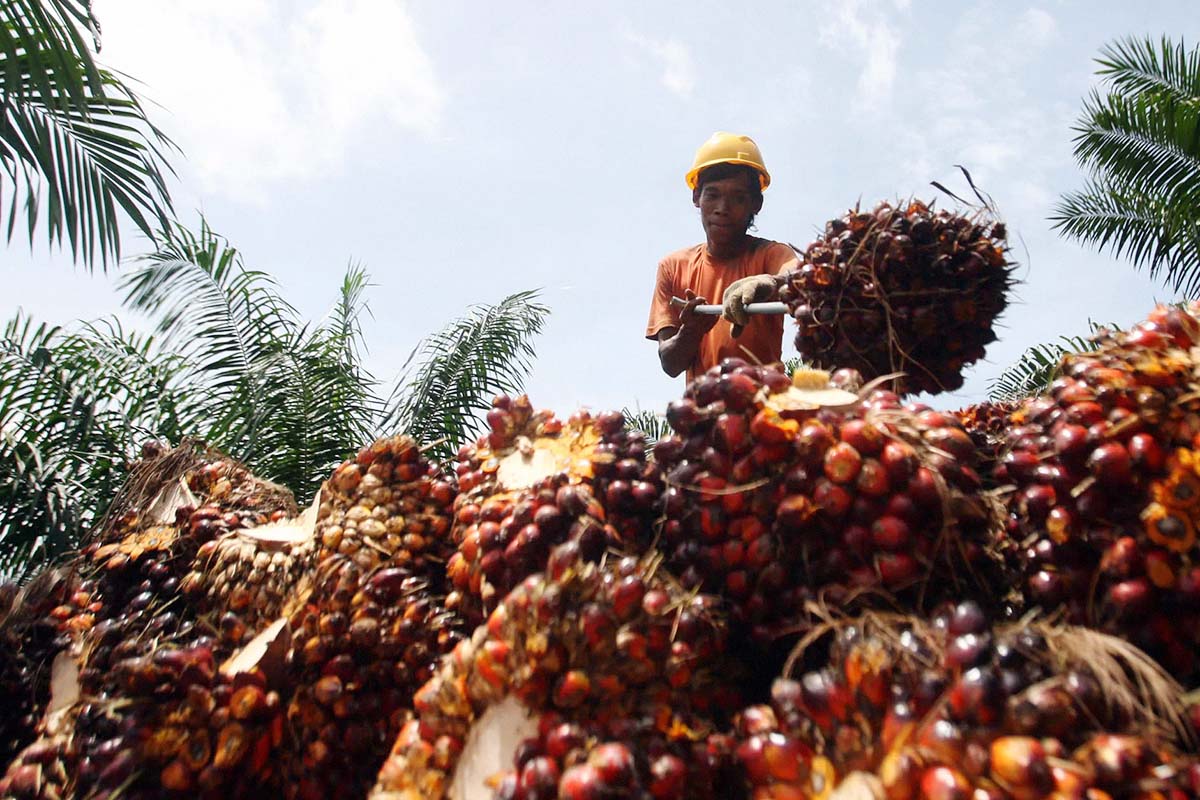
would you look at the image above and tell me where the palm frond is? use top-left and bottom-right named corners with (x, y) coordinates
top-left (621, 408), bottom-right (670, 446)
top-left (1071, 90), bottom-right (1200, 208)
top-left (1, 1), bottom-right (177, 269)
top-left (989, 329), bottom-right (1107, 401)
top-left (1054, 35), bottom-right (1200, 294)
top-left (0, 0), bottom-right (103, 111)
top-left (1051, 179), bottom-right (1200, 295)
top-left (250, 266), bottom-right (380, 500)
top-left (383, 290), bottom-right (549, 462)
top-left (119, 221), bottom-right (300, 463)
top-left (1095, 36), bottom-right (1200, 107)
top-left (0, 310), bottom-right (188, 581)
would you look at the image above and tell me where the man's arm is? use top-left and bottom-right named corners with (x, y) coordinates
top-left (656, 290), bottom-right (718, 378)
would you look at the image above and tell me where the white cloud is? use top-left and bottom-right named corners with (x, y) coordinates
top-left (625, 32), bottom-right (695, 98)
top-left (1020, 8), bottom-right (1057, 45)
top-left (94, 0), bottom-right (443, 203)
top-left (817, 0), bottom-right (902, 108)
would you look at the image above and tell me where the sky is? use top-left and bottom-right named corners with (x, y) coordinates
top-left (4, 0), bottom-right (1200, 421)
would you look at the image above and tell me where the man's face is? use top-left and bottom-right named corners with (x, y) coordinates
top-left (693, 171), bottom-right (763, 248)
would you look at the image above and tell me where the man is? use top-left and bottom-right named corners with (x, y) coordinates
top-left (645, 132), bottom-right (798, 382)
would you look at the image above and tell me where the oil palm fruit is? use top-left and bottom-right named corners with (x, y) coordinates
top-left (313, 435), bottom-right (458, 577)
top-left (655, 361), bottom-right (1001, 646)
top-left (780, 200), bottom-right (1015, 395)
top-left (0, 444), bottom-right (300, 799)
top-left (369, 547), bottom-right (734, 799)
top-left (994, 303), bottom-right (1200, 681)
top-left (475, 713), bottom-right (746, 800)
top-left (447, 395), bottom-right (661, 627)
top-left (0, 570), bottom-right (79, 767)
top-left (274, 435), bottom-right (465, 799)
top-left (732, 609), bottom-right (1198, 799)
top-left (282, 555), bottom-right (465, 800)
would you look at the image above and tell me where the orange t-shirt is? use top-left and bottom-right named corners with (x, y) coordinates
top-left (646, 237), bottom-right (796, 382)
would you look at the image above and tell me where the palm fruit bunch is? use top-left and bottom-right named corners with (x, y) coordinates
top-left (370, 546), bottom-right (735, 799)
top-left (279, 434), bottom-right (467, 799)
top-left (993, 303), bottom-right (1200, 681)
top-left (953, 400), bottom-right (1021, 479)
top-left (0, 444), bottom-right (299, 799)
top-left (282, 559), bottom-right (466, 800)
top-left (475, 712), bottom-right (747, 800)
top-left (179, 512), bottom-right (317, 639)
top-left (313, 435), bottom-right (457, 576)
top-left (655, 360), bottom-right (1000, 646)
top-left (779, 199), bottom-right (1015, 395)
top-left (0, 571), bottom-right (81, 767)
top-left (731, 606), bottom-right (1200, 799)
top-left (447, 394), bottom-right (660, 627)
top-left (41, 625), bottom-right (291, 799)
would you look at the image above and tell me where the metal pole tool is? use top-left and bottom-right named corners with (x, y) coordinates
top-left (669, 296), bottom-right (788, 316)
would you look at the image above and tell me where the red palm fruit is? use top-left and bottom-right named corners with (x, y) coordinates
top-left (881, 440), bottom-right (919, 484)
top-left (875, 552), bottom-right (919, 587)
top-left (921, 765), bottom-right (973, 800)
top-left (1087, 442), bottom-right (1134, 487)
top-left (588, 742), bottom-right (636, 785)
top-left (989, 737), bottom-right (1052, 800)
top-left (559, 764), bottom-right (605, 800)
top-left (857, 459), bottom-right (891, 497)
top-left (824, 443), bottom-right (863, 484)
top-left (841, 419), bottom-right (885, 457)
top-left (649, 753), bottom-right (688, 799)
top-left (880, 748), bottom-right (924, 800)
top-left (871, 516), bottom-right (913, 551)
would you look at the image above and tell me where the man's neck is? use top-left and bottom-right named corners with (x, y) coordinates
top-left (705, 235), bottom-right (754, 262)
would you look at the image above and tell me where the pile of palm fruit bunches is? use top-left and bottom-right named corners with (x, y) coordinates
top-left (4, 202), bottom-right (1200, 800)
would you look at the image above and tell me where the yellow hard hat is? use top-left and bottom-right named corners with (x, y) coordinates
top-left (685, 131), bottom-right (771, 191)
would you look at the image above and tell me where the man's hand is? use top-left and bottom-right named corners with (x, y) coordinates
top-left (722, 274), bottom-right (781, 337)
top-left (679, 289), bottom-right (720, 336)
top-left (656, 290), bottom-right (718, 378)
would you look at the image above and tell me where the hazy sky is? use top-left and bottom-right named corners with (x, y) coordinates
top-left (5, 1), bottom-right (1199, 419)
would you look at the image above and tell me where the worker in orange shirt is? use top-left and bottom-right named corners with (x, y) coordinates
top-left (646, 132), bottom-right (798, 382)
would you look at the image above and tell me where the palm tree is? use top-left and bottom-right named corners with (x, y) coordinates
top-left (1051, 36), bottom-right (1200, 295)
top-left (0, 220), bottom-right (549, 581)
top-left (1, 0), bottom-right (176, 269)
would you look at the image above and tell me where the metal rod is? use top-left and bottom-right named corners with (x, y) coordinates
top-left (670, 296), bottom-right (788, 316)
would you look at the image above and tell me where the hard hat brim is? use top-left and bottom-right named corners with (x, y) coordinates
top-left (686, 158), bottom-right (772, 191)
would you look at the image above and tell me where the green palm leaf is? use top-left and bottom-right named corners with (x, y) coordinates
top-left (1054, 179), bottom-right (1200, 294)
top-left (988, 326), bottom-right (1110, 401)
top-left (1, 0), bottom-right (176, 269)
top-left (1053, 36), bottom-right (1200, 294)
top-left (119, 221), bottom-right (299, 464)
top-left (383, 290), bottom-right (549, 462)
top-left (1095, 36), bottom-right (1200, 106)
top-left (251, 266), bottom-right (380, 499)
top-left (0, 311), bottom-right (189, 581)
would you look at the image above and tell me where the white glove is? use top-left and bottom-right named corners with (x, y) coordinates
top-left (722, 274), bottom-right (780, 336)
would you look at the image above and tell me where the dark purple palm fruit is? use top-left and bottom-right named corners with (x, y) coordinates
top-left (730, 610), bottom-right (1198, 800)
top-left (780, 199), bottom-right (1016, 395)
top-left (447, 395), bottom-right (662, 628)
top-left (993, 303), bottom-right (1200, 683)
top-left (655, 360), bottom-right (1001, 649)
top-left (370, 546), bottom-right (738, 800)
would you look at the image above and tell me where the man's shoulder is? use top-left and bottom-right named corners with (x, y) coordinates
top-left (659, 243), bottom-right (706, 266)
top-left (747, 235), bottom-right (790, 252)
